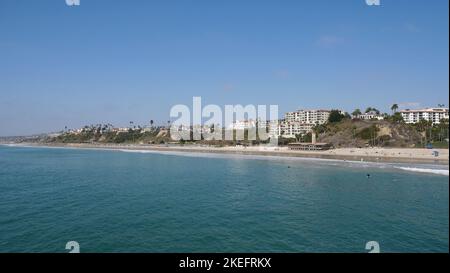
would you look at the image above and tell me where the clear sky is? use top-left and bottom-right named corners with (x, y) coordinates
top-left (0, 0), bottom-right (448, 136)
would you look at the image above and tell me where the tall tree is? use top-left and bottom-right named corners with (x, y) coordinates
top-left (352, 109), bottom-right (362, 117)
top-left (328, 110), bottom-right (345, 123)
top-left (391, 104), bottom-right (398, 113)
top-left (390, 112), bottom-right (404, 123)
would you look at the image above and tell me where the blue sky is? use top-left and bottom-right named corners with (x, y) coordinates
top-left (0, 0), bottom-right (448, 136)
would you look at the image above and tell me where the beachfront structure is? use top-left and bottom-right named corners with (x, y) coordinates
top-left (400, 107), bottom-right (449, 124)
top-left (287, 133), bottom-right (332, 150)
top-left (288, 142), bottom-right (332, 151)
top-left (353, 111), bottom-right (384, 121)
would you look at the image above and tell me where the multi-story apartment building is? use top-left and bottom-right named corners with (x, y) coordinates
top-left (400, 108), bottom-right (449, 124)
top-left (270, 109), bottom-right (336, 138)
top-left (284, 109), bottom-right (331, 124)
top-left (271, 120), bottom-right (315, 138)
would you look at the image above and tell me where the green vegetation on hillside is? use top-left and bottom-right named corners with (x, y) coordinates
top-left (43, 115), bottom-right (449, 149)
top-left (312, 117), bottom-right (449, 148)
top-left (51, 126), bottom-right (171, 144)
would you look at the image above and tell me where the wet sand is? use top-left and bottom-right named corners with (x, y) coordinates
top-left (7, 142), bottom-right (449, 165)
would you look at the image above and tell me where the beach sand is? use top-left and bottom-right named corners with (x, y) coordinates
top-left (9, 142), bottom-right (448, 165)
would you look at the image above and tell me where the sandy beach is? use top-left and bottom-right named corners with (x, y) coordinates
top-left (7, 142), bottom-right (449, 165)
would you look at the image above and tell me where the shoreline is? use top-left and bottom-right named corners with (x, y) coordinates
top-left (3, 142), bottom-right (449, 166)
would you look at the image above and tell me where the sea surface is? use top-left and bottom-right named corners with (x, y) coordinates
top-left (0, 145), bottom-right (448, 253)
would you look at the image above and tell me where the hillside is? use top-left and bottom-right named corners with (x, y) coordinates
top-left (47, 128), bottom-right (172, 145)
top-left (8, 118), bottom-right (448, 150)
top-left (314, 119), bottom-right (433, 148)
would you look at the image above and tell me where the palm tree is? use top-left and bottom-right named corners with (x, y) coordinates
top-left (416, 119), bottom-right (430, 132)
top-left (416, 119), bottom-right (432, 145)
top-left (391, 104), bottom-right (398, 113)
top-left (150, 120), bottom-right (154, 128)
top-left (130, 121), bottom-right (138, 130)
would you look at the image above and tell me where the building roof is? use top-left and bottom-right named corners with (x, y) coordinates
top-left (288, 142), bottom-right (331, 146)
top-left (400, 107), bottom-right (449, 113)
top-left (295, 109), bottom-right (332, 112)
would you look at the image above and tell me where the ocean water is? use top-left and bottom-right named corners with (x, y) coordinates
top-left (0, 145), bottom-right (448, 253)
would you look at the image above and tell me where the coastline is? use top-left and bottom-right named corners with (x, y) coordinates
top-left (4, 142), bottom-right (449, 165)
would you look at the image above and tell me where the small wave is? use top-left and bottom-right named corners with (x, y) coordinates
top-left (117, 148), bottom-right (350, 163)
top-left (5, 145), bottom-right (449, 176)
top-left (118, 149), bottom-right (154, 154)
top-left (0, 143), bottom-right (20, 147)
top-left (394, 167), bottom-right (449, 176)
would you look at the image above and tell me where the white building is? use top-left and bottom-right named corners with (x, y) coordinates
top-left (228, 119), bottom-right (257, 130)
top-left (271, 109), bottom-right (337, 138)
top-left (400, 108), bottom-right (449, 124)
top-left (113, 127), bottom-right (131, 132)
top-left (284, 109), bottom-right (331, 124)
top-left (354, 111), bottom-right (384, 121)
top-left (272, 120), bottom-right (315, 138)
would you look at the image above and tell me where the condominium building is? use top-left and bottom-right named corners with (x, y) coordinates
top-left (400, 108), bottom-right (449, 124)
top-left (271, 120), bottom-right (315, 138)
top-left (270, 109), bottom-right (337, 138)
top-left (284, 109), bottom-right (331, 124)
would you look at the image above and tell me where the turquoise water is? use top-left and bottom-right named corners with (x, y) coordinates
top-left (0, 145), bottom-right (448, 253)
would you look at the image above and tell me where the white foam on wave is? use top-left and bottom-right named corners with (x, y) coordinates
top-left (0, 143), bottom-right (21, 147)
top-left (117, 148), bottom-right (346, 163)
top-left (118, 149), bottom-right (154, 154)
top-left (394, 167), bottom-right (449, 176)
top-left (118, 148), bottom-right (450, 176)
top-left (5, 144), bottom-right (449, 176)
